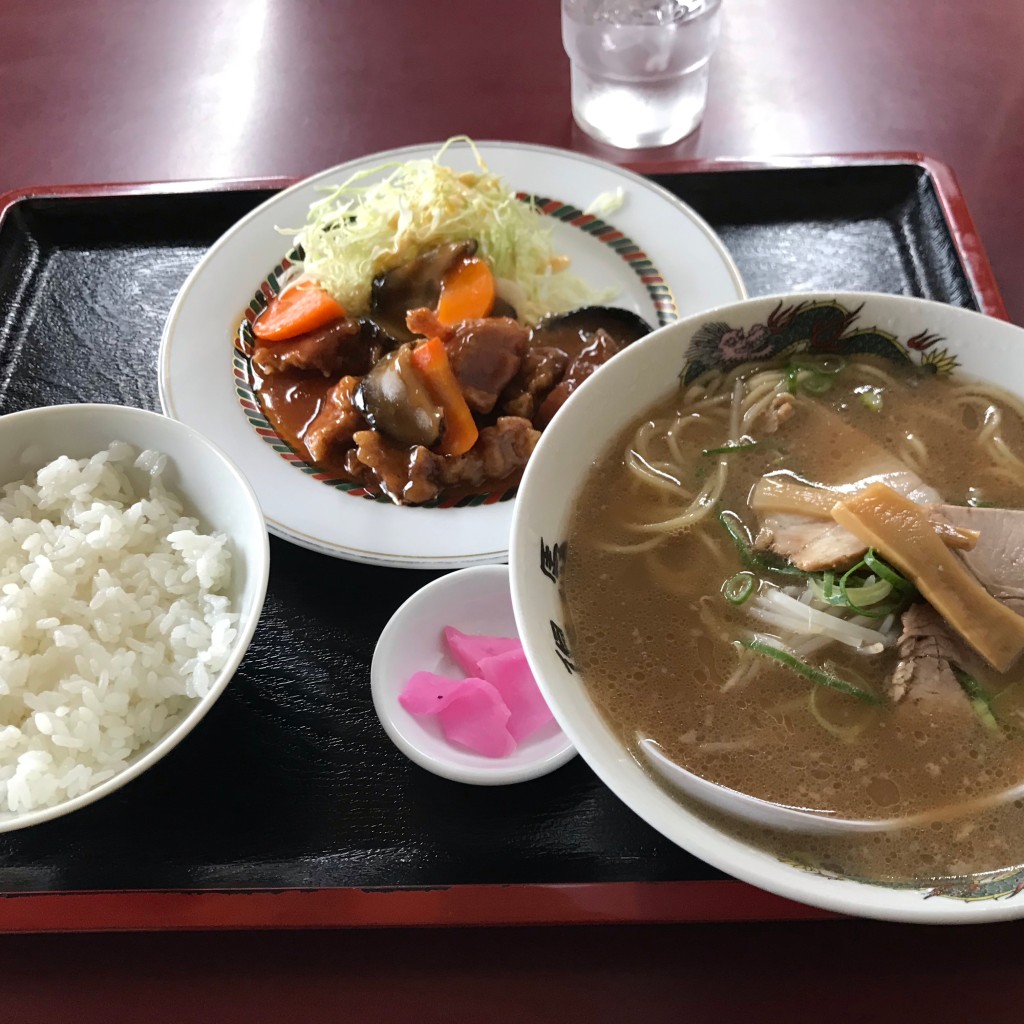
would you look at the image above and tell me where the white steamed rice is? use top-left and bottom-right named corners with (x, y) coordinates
top-left (0, 442), bottom-right (237, 818)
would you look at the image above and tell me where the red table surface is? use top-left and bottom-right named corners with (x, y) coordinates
top-left (3, 0), bottom-right (1024, 1018)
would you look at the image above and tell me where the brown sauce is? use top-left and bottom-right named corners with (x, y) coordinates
top-left (255, 369), bottom-right (348, 478)
top-left (252, 364), bottom-right (524, 502)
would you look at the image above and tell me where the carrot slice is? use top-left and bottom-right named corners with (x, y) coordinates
top-left (410, 337), bottom-right (478, 456)
top-left (252, 281), bottom-right (346, 342)
top-left (436, 258), bottom-right (495, 325)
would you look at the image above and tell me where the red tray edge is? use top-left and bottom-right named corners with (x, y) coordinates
top-left (0, 152), bottom-right (993, 933)
top-left (0, 151), bottom-right (1008, 322)
top-left (0, 881), bottom-right (835, 934)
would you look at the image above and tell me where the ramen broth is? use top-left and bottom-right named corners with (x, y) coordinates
top-left (561, 356), bottom-right (1024, 882)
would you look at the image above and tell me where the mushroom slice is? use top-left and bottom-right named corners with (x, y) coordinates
top-left (354, 344), bottom-right (443, 448)
top-left (370, 241), bottom-right (477, 342)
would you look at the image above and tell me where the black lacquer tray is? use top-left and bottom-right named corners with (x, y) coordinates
top-left (0, 154), bottom-right (1006, 932)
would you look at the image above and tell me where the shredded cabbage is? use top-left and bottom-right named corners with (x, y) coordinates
top-left (285, 136), bottom-right (608, 323)
top-left (584, 187), bottom-right (624, 218)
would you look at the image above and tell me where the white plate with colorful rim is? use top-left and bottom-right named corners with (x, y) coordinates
top-left (159, 139), bottom-right (746, 568)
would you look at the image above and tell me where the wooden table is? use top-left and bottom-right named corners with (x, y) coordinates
top-left (2, 0), bottom-right (1024, 1018)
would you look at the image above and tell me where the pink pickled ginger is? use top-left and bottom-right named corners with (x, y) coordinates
top-left (443, 627), bottom-right (520, 677)
top-left (398, 671), bottom-right (466, 715)
top-left (437, 679), bottom-right (516, 759)
top-left (477, 648), bottom-right (554, 743)
top-left (399, 630), bottom-right (556, 760)
top-left (399, 671), bottom-right (516, 758)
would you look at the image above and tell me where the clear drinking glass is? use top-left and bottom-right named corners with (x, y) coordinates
top-left (561, 0), bottom-right (722, 149)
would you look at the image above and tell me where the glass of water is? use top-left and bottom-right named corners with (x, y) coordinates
top-left (562, 0), bottom-right (722, 149)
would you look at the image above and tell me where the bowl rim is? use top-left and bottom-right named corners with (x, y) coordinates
top-left (509, 291), bottom-right (1024, 923)
top-left (0, 402), bottom-right (271, 833)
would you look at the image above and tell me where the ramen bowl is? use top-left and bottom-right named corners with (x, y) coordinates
top-left (509, 292), bottom-right (1024, 923)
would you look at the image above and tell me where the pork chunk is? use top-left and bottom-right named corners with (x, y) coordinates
top-left (534, 329), bottom-right (621, 428)
top-left (405, 307), bottom-right (449, 342)
top-left (753, 518), bottom-right (868, 572)
top-left (406, 310), bottom-right (529, 415)
top-left (501, 346), bottom-right (568, 420)
top-left (758, 392), bottom-right (797, 434)
top-left (438, 417), bottom-right (540, 488)
top-left (350, 417), bottom-right (539, 505)
top-left (444, 318), bottom-right (529, 414)
top-left (304, 376), bottom-right (366, 463)
top-left (351, 429), bottom-right (441, 505)
top-left (252, 320), bottom-right (360, 378)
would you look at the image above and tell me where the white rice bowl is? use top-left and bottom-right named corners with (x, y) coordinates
top-left (0, 404), bottom-right (269, 831)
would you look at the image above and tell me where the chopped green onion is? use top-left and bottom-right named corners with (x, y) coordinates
top-left (702, 441), bottom-right (760, 457)
top-left (954, 668), bottom-right (1002, 734)
top-left (863, 549), bottom-right (914, 592)
top-left (784, 355), bottom-right (845, 397)
top-left (855, 385), bottom-right (884, 412)
top-left (742, 639), bottom-right (881, 704)
top-left (812, 571), bottom-right (855, 608)
top-left (844, 579), bottom-right (894, 606)
top-left (722, 572), bottom-right (756, 605)
top-left (799, 371), bottom-right (834, 395)
top-left (803, 551), bottom-right (915, 622)
top-left (838, 562), bottom-right (896, 617)
top-left (719, 511), bottom-right (761, 571)
top-left (790, 354), bottom-right (846, 375)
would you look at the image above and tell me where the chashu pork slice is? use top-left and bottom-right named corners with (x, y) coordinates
top-left (753, 515), bottom-right (868, 572)
top-left (890, 603), bottom-right (972, 710)
top-left (750, 399), bottom-right (940, 572)
top-left (933, 504), bottom-right (1024, 615)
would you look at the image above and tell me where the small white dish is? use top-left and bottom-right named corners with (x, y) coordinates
top-left (371, 564), bottom-right (575, 784)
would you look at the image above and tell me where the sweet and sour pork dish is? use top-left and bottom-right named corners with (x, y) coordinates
top-left (245, 140), bottom-right (650, 504)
